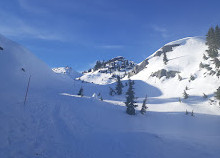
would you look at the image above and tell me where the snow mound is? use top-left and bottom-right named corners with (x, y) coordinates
top-left (52, 66), bottom-right (82, 80)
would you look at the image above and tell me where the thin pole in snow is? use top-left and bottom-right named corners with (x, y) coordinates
top-left (24, 75), bottom-right (31, 106)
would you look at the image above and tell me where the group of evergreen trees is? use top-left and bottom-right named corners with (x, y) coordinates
top-left (125, 79), bottom-right (148, 115)
top-left (206, 25), bottom-right (220, 58)
top-left (206, 26), bottom-right (220, 103)
top-left (185, 109), bottom-right (194, 116)
top-left (92, 58), bottom-right (134, 73)
top-left (94, 60), bottom-right (105, 71)
top-left (109, 77), bottom-right (148, 115)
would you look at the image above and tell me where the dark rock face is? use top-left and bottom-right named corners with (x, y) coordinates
top-left (127, 43), bottom-right (181, 77)
top-left (128, 59), bottom-right (149, 77)
top-left (154, 44), bottom-right (180, 57)
top-left (151, 69), bottom-right (179, 79)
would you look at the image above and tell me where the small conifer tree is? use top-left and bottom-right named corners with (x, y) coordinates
top-left (115, 76), bottom-right (123, 95)
top-left (179, 97), bottom-right (182, 103)
top-left (183, 90), bottom-right (189, 99)
top-left (100, 96), bottom-right (103, 101)
top-left (140, 95), bottom-right (148, 114)
top-left (185, 109), bottom-right (188, 115)
top-left (109, 87), bottom-right (115, 96)
top-left (163, 52), bottom-right (168, 65)
top-left (203, 93), bottom-right (208, 99)
top-left (199, 62), bottom-right (204, 69)
top-left (214, 58), bottom-right (220, 68)
top-left (191, 110), bottom-right (194, 116)
top-left (78, 87), bottom-right (84, 97)
top-left (203, 54), bottom-right (208, 60)
top-left (215, 86), bottom-right (220, 100)
top-left (190, 74), bottom-right (195, 81)
top-left (125, 80), bottom-right (136, 115)
top-left (178, 74), bottom-right (182, 81)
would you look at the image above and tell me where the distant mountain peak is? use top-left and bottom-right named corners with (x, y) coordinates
top-left (80, 56), bottom-right (136, 84)
top-left (52, 66), bottom-right (82, 79)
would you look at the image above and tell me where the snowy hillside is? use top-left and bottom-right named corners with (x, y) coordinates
top-left (80, 56), bottom-right (135, 84)
top-left (1, 34), bottom-right (220, 158)
top-left (52, 66), bottom-right (82, 80)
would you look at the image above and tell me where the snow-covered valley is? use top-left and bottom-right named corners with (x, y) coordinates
top-left (0, 34), bottom-right (220, 158)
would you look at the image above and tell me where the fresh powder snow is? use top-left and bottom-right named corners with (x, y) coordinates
top-left (0, 34), bottom-right (220, 158)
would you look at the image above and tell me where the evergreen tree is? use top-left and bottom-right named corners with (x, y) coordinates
top-left (125, 80), bottom-right (136, 115)
top-left (183, 90), bottom-right (189, 99)
top-left (206, 48), bottom-right (218, 58)
top-left (206, 27), bottom-right (215, 47)
top-left (140, 95), bottom-right (148, 114)
top-left (203, 93), bottom-right (208, 99)
top-left (199, 62), bottom-right (204, 69)
top-left (190, 74), bottom-right (195, 81)
top-left (191, 110), bottom-right (194, 117)
top-left (185, 86), bottom-right (188, 90)
top-left (206, 26), bottom-right (219, 58)
top-left (131, 80), bottom-right (135, 85)
top-left (178, 74), bottom-right (182, 81)
top-left (78, 87), bottom-right (84, 97)
top-left (203, 54), bottom-right (208, 60)
top-left (179, 97), bottom-right (182, 103)
top-left (163, 52), bottom-right (168, 65)
top-left (115, 76), bottom-right (123, 95)
top-left (215, 86), bottom-right (220, 100)
top-left (215, 25), bottom-right (220, 48)
top-left (100, 96), bottom-right (103, 101)
top-left (214, 58), bottom-right (220, 68)
top-left (217, 70), bottom-right (220, 77)
top-left (125, 82), bottom-right (128, 86)
top-left (94, 61), bottom-right (102, 71)
top-left (109, 87), bottom-right (115, 96)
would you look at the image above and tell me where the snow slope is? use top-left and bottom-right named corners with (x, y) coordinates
top-left (127, 37), bottom-right (220, 114)
top-left (0, 34), bottom-right (220, 158)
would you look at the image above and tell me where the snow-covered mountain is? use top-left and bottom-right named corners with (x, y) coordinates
top-left (1, 34), bottom-right (220, 158)
top-left (80, 56), bottom-right (136, 84)
top-left (127, 37), bottom-right (220, 108)
top-left (52, 66), bottom-right (82, 80)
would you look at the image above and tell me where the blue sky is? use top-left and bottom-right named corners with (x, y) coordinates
top-left (1, 0), bottom-right (220, 71)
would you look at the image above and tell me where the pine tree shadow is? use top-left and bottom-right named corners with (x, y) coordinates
top-left (145, 94), bottom-right (213, 105)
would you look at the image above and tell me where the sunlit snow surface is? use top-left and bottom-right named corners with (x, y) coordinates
top-left (0, 34), bottom-right (220, 158)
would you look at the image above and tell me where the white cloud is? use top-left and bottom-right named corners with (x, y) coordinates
top-left (18, 0), bottom-right (48, 14)
top-left (0, 10), bottom-right (65, 41)
top-left (96, 45), bottom-right (124, 49)
top-left (151, 25), bottom-right (169, 38)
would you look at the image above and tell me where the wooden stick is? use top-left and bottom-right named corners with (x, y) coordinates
top-left (24, 75), bottom-right (31, 106)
